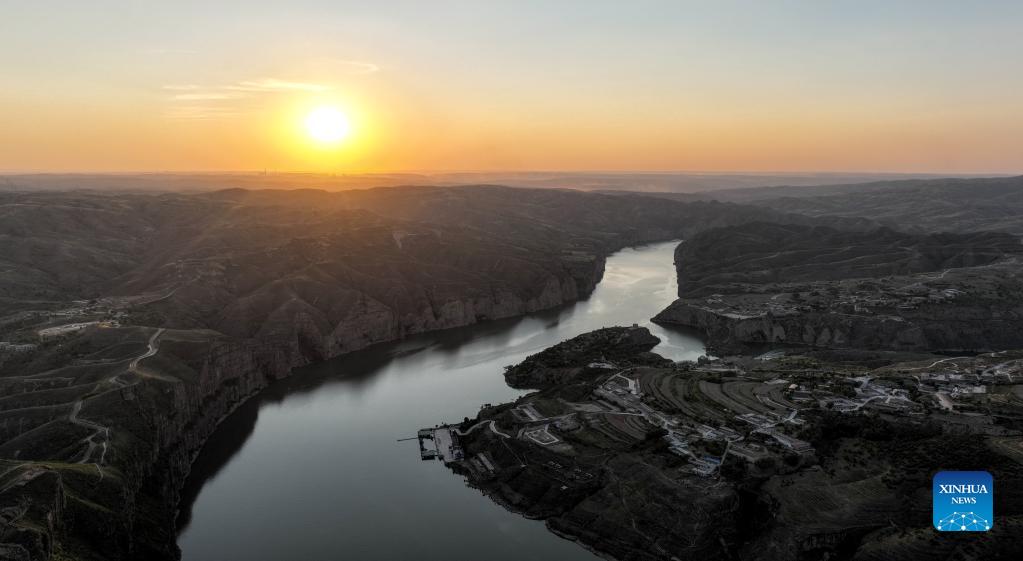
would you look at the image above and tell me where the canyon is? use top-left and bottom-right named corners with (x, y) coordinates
top-left (4, 177), bottom-right (1023, 561)
top-left (0, 185), bottom-right (793, 560)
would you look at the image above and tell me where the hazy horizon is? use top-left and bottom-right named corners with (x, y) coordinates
top-left (0, 169), bottom-right (1017, 176)
top-left (2, 169), bottom-right (1015, 195)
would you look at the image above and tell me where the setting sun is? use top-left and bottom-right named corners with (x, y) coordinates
top-left (304, 106), bottom-right (351, 143)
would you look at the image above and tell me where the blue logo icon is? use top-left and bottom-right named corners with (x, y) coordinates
top-left (933, 471), bottom-right (993, 531)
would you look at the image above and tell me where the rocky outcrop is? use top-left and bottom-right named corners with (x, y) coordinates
top-left (655, 294), bottom-right (1023, 354)
top-left (0, 468), bottom-right (65, 561)
top-left (654, 303), bottom-right (915, 353)
top-left (656, 220), bottom-right (1023, 354)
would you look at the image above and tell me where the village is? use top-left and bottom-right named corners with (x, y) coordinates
top-left (417, 347), bottom-right (1023, 483)
top-left (695, 274), bottom-right (971, 324)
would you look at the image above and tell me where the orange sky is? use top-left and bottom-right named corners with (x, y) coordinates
top-left (2, 1), bottom-right (1022, 174)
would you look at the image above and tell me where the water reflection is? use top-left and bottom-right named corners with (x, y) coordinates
top-left (177, 241), bottom-right (704, 561)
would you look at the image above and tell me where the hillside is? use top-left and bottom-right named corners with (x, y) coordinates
top-left (674, 222), bottom-right (1023, 297)
top-left (706, 175), bottom-right (1023, 234)
top-left (655, 222), bottom-right (1023, 353)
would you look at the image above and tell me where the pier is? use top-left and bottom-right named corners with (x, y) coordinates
top-left (415, 425), bottom-right (464, 463)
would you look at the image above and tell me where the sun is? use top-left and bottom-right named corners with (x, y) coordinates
top-left (304, 106), bottom-right (351, 143)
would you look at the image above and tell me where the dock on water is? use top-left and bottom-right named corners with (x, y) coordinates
top-left (415, 425), bottom-right (463, 463)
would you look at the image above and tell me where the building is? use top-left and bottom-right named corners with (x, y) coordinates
top-left (758, 429), bottom-right (814, 454)
top-left (688, 456), bottom-right (721, 477)
top-left (729, 442), bottom-right (769, 463)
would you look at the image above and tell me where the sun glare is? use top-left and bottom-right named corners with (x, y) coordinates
top-left (305, 106), bottom-right (351, 143)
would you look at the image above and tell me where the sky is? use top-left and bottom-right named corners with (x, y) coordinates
top-left (2, 1), bottom-right (1022, 174)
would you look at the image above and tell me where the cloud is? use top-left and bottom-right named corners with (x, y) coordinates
top-left (161, 59), bottom-right (379, 103)
top-left (331, 60), bottom-right (380, 75)
top-left (163, 105), bottom-right (243, 120)
top-left (162, 78), bottom-right (332, 103)
top-left (161, 71), bottom-right (368, 119)
top-left (226, 78), bottom-right (332, 92)
top-left (171, 92), bottom-right (250, 101)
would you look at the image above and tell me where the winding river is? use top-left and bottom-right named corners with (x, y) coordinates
top-left (177, 240), bottom-right (705, 561)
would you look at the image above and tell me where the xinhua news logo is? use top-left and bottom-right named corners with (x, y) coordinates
top-left (933, 471), bottom-right (993, 532)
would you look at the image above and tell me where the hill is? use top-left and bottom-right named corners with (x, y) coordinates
top-left (705, 175), bottom-right (1023, 234)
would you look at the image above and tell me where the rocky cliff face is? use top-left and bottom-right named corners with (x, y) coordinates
top-left (658, 265), bottom-right (1023, 354)
top-left (0, 251), bottom-right (609, 561)
top-left (655, 223), bottom-right (1023, 354)
top-left (657, 303), bottom-right (897, 352)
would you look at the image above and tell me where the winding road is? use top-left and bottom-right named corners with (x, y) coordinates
top-left (69, 328), bottom-right (165, 476)
top-left (130, 328), bottom-right (165, 372)
top-left (452, 419), bottom-right (512, 439)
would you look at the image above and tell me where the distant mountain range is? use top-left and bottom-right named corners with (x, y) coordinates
top-left (0, 170), bottom-right (1002, 194)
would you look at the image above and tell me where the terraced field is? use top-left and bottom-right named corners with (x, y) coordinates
top-left (604, 412), bottom-right (655, 441)
top-left (989, 436), bottom-right (1023, 465)
top-left (638, 369), bottom-right (796, 425)
top-left (585, 413), bottom-right (653, 445)
top-left (639, 372), bottom-right (730, 423)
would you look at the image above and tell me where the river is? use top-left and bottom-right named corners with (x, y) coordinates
top-left (177, 240), bottom-right (705, 561)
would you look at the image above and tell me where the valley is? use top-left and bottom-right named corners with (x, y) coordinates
top-left (3, 177), bottom-right (1023, 561)
top-left (0, 185), bottom-right (743, 560)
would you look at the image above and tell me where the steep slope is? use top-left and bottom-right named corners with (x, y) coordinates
top-left (674, 222), bottom-right (1022, 297)
top-left (655, 222), bottom-right (1023, 353)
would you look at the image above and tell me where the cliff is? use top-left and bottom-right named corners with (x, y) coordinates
top-left (655, 222), bottom-right (1023, 354)
top-left (0, 247), bottom-right (609, 561)
top-left (654, 299), bottom-right (1023, 354)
